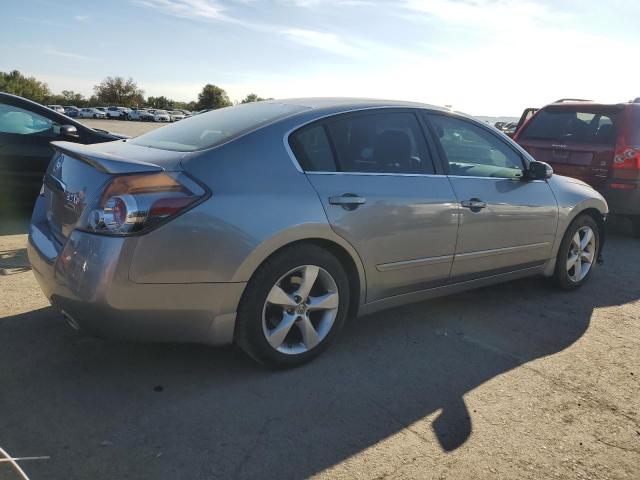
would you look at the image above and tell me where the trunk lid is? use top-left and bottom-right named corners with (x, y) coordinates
top-left (43, 141), bottom-right (183, 243)
top-left (515, 104), bottom-right (622, 188)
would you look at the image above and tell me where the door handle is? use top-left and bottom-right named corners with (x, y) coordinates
top-left (329, 194), bottom-right (366, 210)
top-left (461, 198), bottom-right (487, 211)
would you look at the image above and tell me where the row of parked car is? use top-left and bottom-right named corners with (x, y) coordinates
top-left (46, 104), bottom-right (192, 122)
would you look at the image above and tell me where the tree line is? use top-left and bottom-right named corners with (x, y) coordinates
top-left (0, 70), bottom-right (269, 111)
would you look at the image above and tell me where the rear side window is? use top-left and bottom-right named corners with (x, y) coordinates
top-left (289, 124), bottom-right (336, 172)
top-left (519, 107), bottom-right (620, 145)
top-left (327, 112), bottom-right (434, 174)
top-left (131, 102), bottom-right (308, 152)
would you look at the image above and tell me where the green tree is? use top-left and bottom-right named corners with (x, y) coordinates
top-left (196, 84), bottom-right (231, 110)
top-left (147, 96), bottom-right (174, 110)
top-left (93, 76), bottom-right (144, 107)
top-left (0, 70), bottom-right (51, 103)
top-left (240, 93), bottom-right (266, 104)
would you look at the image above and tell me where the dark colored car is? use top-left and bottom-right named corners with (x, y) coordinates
top-left (514, 99), bottom-right (640, 236)
top-left (0, 92), bottom-right (123, 211)
top-left (63, 106), bottom-right (80, 118)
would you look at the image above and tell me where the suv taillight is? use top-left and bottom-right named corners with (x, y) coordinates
top-left (78, 172), bottom-right (208, 235)
top-left (612, 147), bottom-right (640, 170)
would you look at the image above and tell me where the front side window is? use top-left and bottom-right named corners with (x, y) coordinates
top-left (427, 114), bottom-right (524, 179)
top-left (0, 103), bottom-right (54, 135)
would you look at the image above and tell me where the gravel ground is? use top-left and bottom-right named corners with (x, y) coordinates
top-left (0, 215), bottom-right (639, 480)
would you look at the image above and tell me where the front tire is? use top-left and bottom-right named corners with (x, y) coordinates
top-left (553, 214), bottom-right (600, 290)
top-left (235, 244), bottom-right (350, 368)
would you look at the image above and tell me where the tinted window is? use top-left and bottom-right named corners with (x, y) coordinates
top-left (519, 107), bottom-right (620, 145)
top-left (428, 114), bottom-right (524, 179)
top-left (289, 124), bottom-right (336, 172)
top-left (0, 103), bottom-right (54, 135)
top-left (131, 102), bottom-right (308, 152)
top-left (326, 112), bottom-right (434, 174)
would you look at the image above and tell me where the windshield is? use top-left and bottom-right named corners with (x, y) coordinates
top-left (519, 106), bottom-right (621, 145)
top-left (130, 102), bottom-right (308, 152)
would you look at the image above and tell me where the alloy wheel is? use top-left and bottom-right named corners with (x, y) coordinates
top-left (566, 226), bottom-right (596, 283)
top-left (262, 265), bottom-right (339, 355)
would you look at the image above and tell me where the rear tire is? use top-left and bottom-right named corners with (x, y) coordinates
top-left (235, 244), bottom-right (350, 368)
top-left (553, 214), bottom-right (600, 290)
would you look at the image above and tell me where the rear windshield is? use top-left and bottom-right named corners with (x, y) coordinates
top-left (130, 102), bottom-right (308, 152)
top-left (519, 106), bottom-right (621, 145)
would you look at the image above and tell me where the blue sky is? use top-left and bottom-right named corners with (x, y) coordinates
top-left (1, 0), bottom-right (638, 116)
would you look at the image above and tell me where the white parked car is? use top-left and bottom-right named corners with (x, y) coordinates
top-left (153, 110), bottom-right (171, 122)
top-left (105, 106), bottom-right (131, 120)
top-left (47, 105), bottom-right (65, 114)
top-left (169, 110), bottom-right (186, 121)
top-left (78, 108), bottom-right (107, 119)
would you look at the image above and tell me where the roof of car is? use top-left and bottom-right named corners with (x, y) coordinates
top-left (267, 97), bottom-right (449, 112)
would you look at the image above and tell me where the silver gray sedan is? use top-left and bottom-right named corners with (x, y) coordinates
top-left (28, 98), bottom-right (608, 367)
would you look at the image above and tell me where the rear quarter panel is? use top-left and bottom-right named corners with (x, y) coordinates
top-left (127, 121), bottom-right (367, 303)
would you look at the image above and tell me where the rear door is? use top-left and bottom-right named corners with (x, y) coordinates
top-left (515, 105), bottom-right (622, 188)
top-left (425, 113), bottom-right (558, 280)
top-left (291, 109), bottom-right (460, 302)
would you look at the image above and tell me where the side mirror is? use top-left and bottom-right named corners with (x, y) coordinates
top-left (525, 160), bottom-right (553, 180)
top-left (60, 125), bottom-right (79, 138)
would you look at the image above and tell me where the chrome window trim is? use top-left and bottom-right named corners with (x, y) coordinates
top-left (305, 171), bottom-right (444, 178)
top-left (283, 105), bottom-right (440, 174)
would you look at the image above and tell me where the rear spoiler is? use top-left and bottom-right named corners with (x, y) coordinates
top-left (51, 141), bottom-right (164, 174)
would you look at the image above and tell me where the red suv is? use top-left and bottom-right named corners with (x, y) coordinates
top-left (514, 99), bottom-right (640, 236)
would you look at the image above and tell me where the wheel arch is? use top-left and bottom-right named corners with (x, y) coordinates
top-left (544, 202), bottom-right (607, 276)
top-left (231, 226), bottom-right (367, 317)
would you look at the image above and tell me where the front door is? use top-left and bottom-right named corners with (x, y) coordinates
top-left (425, 113), bottom-right (558, 280)
top-left (0, 101), bottom-right (60, 208)
top-left (289, 109), bottom-right (460, 302)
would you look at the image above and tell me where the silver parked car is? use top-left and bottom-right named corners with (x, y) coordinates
top-left (28, 98), bottom-right (608, 367)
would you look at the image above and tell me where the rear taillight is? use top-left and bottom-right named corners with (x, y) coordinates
top-left (612, 147), bottom-right (640, 170)
top-left (78, 172), bottom-right (207, 235)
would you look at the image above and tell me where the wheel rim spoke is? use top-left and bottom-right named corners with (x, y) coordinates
top-left (266, 285), bottom-right (296, 307)
top-left (266, 313), bottom-right (297, 349)
top-left (581, 250), bottom-right (594, 263)
top-left (307, 292), bottom-right (339, 311)
top-left (296, 265), bottom-right (319, 300)
top-left (566, 253), bottom-right (578, 271)
top-left (572, 232), bottom-right (581, 250)
top-left (298, 316), bottom-right (320, 349)
top-left (580, 228), bottom-right (593, 250)
top-left (575, 256), bottom-right (583, 280)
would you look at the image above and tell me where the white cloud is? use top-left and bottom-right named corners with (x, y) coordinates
top-left (280, 28), bottom-right (363, 58)
top-left (44, 48), bottom-right (89, 60)
top-left (73, 15), bottom-right (89, 21)
top-left (135, 0), bottom-right (228, 21)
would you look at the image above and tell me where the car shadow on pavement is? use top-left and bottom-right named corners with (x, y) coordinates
top-left (0, 235), bottom-right (639, 480)
top-left (0, 247), bottom-right (30, 275)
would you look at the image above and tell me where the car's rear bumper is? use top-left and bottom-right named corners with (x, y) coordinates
top-left (27, 196), bottom-right (244, 345)
top-left (599, 183), bottom-right (640, 216)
